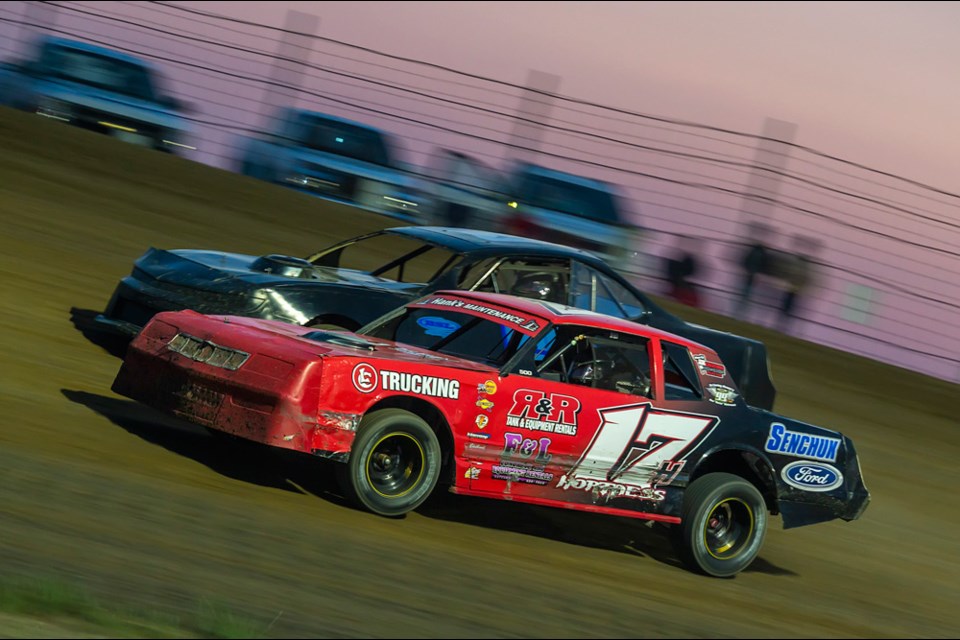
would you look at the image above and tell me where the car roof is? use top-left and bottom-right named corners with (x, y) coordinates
top-left (39, 36), bottom-right (155, 70)
top-left (386, 225), bottom-right (604, 260)
top-left (429, 289), bottom-right (714, 354)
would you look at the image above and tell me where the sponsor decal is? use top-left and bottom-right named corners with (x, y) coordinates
top-left (168, 333), bottom-right (249, 370)
top-left (693, 354), bottom-right (726, 378)
top-left (493, 433), bottom-right (554, 485)
top-left (464, 442), bottom-right (487, 452)
top-left (506, 389), bottom-right (581, 435)
top-left (416, 316), bottom-right (460, 337)
top-left (558, 403), bottom-right (718, 502)
top-left (476, 398), bottom-right (495, 411)
top-left (503, 432), bottom-right (552, 464)
top-left (706, 384), bottom-right (738, 406)
top-left (352, 363), bottom-right (378, 393)
top-left (475, 415), bottom-right (489, 429)
top-left (464, 467), bottom-right (481, 480)
top-left (478, 380), bottom-right (498, 395)
top-left (493, 465), bottom-right (554, 486)
top-left (556, 475), bottom-right (666, 501)
top-left (467, 431), bottom-right (492, 440)
top-left (422, 296), bottom-right (541, 333)
top-left (765, 423), bottom-right (840, 462)
top-left (353, 364), bottom-right (461, 399)
top-left (781, 461), bottom-right (843, 492)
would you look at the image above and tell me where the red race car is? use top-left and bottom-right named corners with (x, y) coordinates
top-left (113, 290), bottom-right (869, 577)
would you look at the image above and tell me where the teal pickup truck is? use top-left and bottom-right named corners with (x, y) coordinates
top-left (0, 35), bottom-right (193, 154)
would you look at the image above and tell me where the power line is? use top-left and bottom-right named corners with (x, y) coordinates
top-left (147, 0), bottom-right (960, 203)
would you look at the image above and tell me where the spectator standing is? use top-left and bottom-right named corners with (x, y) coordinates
top-left (664, 235), bottom-right (702, 308)
top-left (732, 221), bottom-right (774, 318)
top-left (775, 234), bottom-right (822, 333)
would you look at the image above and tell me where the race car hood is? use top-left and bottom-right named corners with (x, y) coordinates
top-left (133, 247), bottom-right (422, 294)
top-left (156, 311), bottom-right (496, 373)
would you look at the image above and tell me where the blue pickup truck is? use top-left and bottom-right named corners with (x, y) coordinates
top-left (235, 108), bottom-right (428, 222)
top-left (0, 36), bottom-right (193, 154)
top-left (424, 152), bottom-right (644, 275)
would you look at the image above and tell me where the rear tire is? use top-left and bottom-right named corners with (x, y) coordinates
top-left (675, 472), bottom-right (767, 577)
top-left (337, 409), bottom-right (441, 517)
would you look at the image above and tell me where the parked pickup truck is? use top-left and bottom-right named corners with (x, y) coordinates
top-left (235, 108), bottom-right (429, 222)
top-left (424, 151), bottom-right (644, 275)
top-left (0, 35), bottom-right (193, 154)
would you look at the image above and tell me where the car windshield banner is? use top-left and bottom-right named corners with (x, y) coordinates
top-left (411, 295), bottom-right (547, 336)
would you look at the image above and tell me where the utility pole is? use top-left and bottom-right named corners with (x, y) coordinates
top-left (737, 117), bottom-right (797, 228)
top-left (19, 0), bottom-right (60, 50)
top-left (259, 10), bottom-right (320, 133)
top-left (505, 70), bottom-right (561, 165)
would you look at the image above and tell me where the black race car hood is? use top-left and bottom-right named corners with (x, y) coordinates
top-left (135, 247), bottom-right (421, 294)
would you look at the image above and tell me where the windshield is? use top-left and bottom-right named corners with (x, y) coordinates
top-left (43, 46), bottom-right (156, 101)
top-left (300, 116), bottom-right (392, 166)
top-left (360, 306), bottom-right (540, 368)
top-left (517, 173), bottom-right (619, 223)
top-left (360, 294), bottom-right (547, 367)
top-left (308, 232), bottom-right (461, 284)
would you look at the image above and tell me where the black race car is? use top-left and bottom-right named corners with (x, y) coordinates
top-left (93, 226), bottom-right (777, 409)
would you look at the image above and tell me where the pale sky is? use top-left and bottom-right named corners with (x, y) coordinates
top-left (212, 0), bottom-right (960, 190)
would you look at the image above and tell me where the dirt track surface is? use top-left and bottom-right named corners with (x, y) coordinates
top-left (1, 108), bottom-right (958, 638)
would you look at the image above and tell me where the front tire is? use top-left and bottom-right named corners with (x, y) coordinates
top-left (338, 409), bottom-right (441, 517)
top-left (675, 472), bottom-right (767, 577)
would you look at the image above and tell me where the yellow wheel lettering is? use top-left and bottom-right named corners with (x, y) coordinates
top-left (703, 497), bottom-right (754, 560)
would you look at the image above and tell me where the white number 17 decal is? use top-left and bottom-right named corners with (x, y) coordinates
top-left (568, 403), bottom-right (718, 489)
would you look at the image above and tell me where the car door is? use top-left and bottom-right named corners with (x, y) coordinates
top-left (463, 325), bottom-right (581, 498)
top-left (468, 325), bottom-right (697, 514)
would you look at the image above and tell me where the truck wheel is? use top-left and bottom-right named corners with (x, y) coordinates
top-left (675, 472), bottom-right (767, 577)
top-left (337, 409), bottom-right (441, 517)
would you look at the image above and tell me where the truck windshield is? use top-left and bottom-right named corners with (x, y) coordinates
top-left (44, 46), bottom-right (156, 101)
top-left (517, 173), bottom-right (619, 223)
top-left (300, 116), bottom-right (392, 167)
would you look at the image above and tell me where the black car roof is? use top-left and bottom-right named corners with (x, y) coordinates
top-left (386, 226), bottom-right (604, 260)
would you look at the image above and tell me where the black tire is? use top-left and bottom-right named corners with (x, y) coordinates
top-left (337, 409), bottom-right (441, 517)
top-left (675, 472), bottom-right (767, 578)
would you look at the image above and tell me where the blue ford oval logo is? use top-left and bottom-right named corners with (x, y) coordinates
top-left (416, 316), bottom-right (460, 337)
top-left (781, 461), bottom-right (843, 492)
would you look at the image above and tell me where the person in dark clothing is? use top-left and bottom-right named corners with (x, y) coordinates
top-left (732, 221), bottom-right (774, 317)
top-left (664, 235), bottom-right (702, 308)
top-left (775, 234), bottom-right (822, 333)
